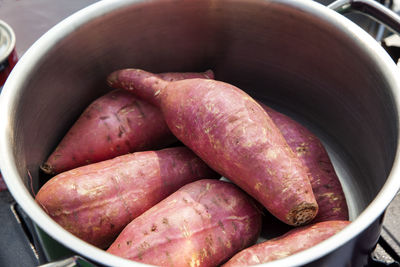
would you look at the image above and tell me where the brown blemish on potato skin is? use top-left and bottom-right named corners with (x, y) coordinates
top-left (162, 217), bottom-right (169, 225)
top-left (254, 182), bottom-right (262, 191)
top-left (287, 202), bottom-right (318, 226)
top-left (136, 241), bottom-right (151, 260)
top-left (296, 143), bottom-right (309, 156)
top-left (165, 251), bottom-right (174, 267)
top-left (105, 180), bottom-right (261, 265)
top-left (118, 125), bottom-right (126, 137)
top-left (218, 220), bottom-right (225, 231)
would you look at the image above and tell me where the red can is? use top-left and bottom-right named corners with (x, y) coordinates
top-left (0, 20), bottom-right (17, 191)
top-left (0, 20), bottom-right (18, 89)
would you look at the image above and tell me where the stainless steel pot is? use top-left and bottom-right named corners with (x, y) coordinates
top-left (1, 0), bottom-right (400, 266)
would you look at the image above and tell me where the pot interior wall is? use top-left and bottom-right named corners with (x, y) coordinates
top-left (10, 0), bottom-right (397, 237)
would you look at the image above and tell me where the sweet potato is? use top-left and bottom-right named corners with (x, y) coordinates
top-left (110, 69), bottom-right (214, 107)
top-left (223, 220), bottom-right (350, 266)
top-left (36, 147), bottom-right (219, 248)
top-left (107, 68), bottom-right (318, 226)
top-left (260, 104), bottom-right (349, 222)
top-left (107, 179), bottom-right (262, 267)
top-left (41, 70), bottom-right (214, 175)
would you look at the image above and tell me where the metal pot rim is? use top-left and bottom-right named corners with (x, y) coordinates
top-left (1, 0), bottom-right (400, 266)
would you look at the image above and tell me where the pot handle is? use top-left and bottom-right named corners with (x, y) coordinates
top-left (328, 0), bottom-right (400, 36)
top-left (37, 255), bottom-right (96, 267)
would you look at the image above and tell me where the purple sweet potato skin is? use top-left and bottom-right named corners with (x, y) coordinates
top-left (36, 147), bottom-right (219, 248)
top-left (42, 70), bottom-right (214, 175)
top-left (107, 69), bottom-right (318, 226)
top-left (261, 104), bottom-right (349, 222)
top-left (42, 89), bottom-right (174, 175)
top-left (223, 220), bottom-right (350, 266)
top-left (107, 179), bottom-right (262, 267)
top-left (108, 69), bottom-right (214, 106)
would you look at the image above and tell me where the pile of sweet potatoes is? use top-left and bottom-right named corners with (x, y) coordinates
top-left (36, 68), bottom-right (350, 266)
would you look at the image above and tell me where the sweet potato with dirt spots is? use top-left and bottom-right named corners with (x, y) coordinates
top-left (107, 68), bottom-right (318, 226)
top-left (41, 70), bottom-right (213, 175)
top-left (36, 147), bottom-right (219, 248)
top-left (222, 220), bottom-right (350, 266)
top-left (260, 104), bottom-right (349, 222)
top-left (106, 179), bottom-right (262, 267)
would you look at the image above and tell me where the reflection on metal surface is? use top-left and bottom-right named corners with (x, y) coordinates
top-left (328, 0), bottom-right (400, 37)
